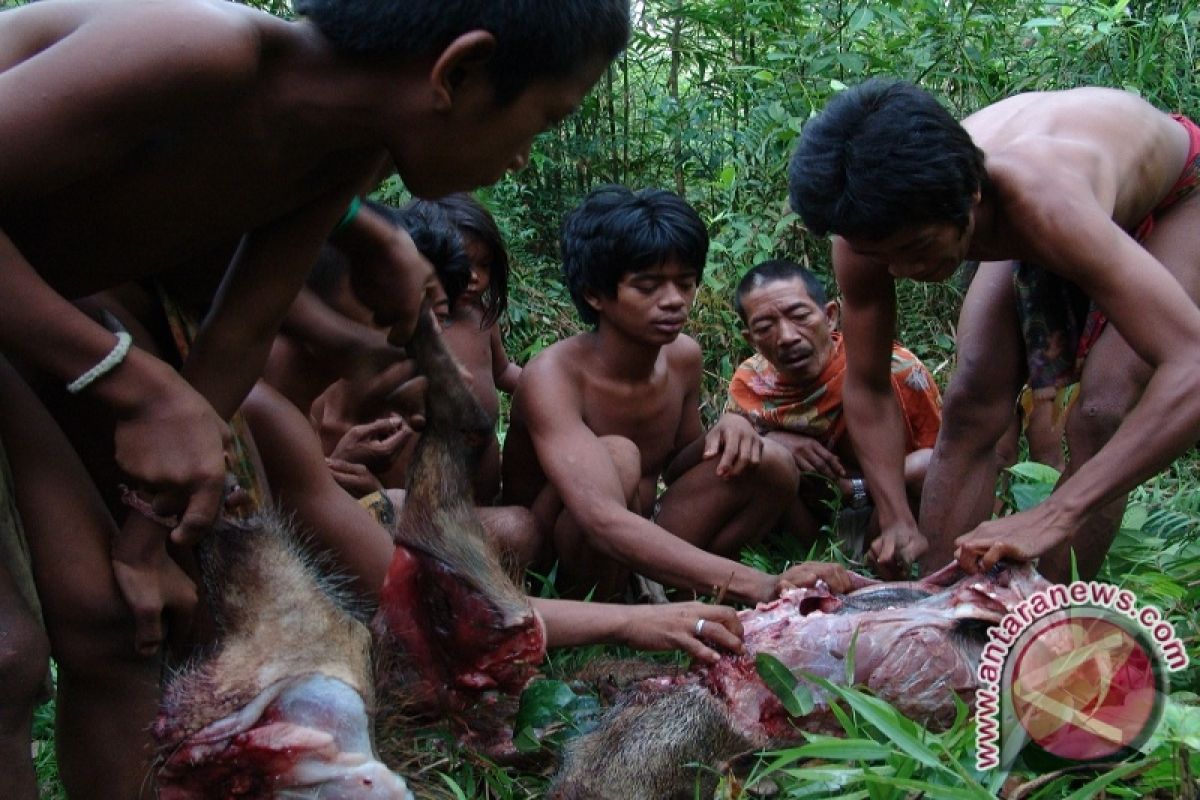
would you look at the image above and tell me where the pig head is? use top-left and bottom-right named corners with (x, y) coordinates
top-left (551, 562), bottom-right (1052, 800)
top-left (154, 513), bottom-right (411, 799)
top-left (371, 311), bottom-right (545, 711)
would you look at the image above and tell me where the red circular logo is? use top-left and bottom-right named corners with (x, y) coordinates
top-left (1009, 610), bottom-right (1163, 762)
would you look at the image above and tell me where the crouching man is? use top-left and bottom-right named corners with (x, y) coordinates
top-left (728, 259), bottom-right (941, 564)
top-left (504, 187), bottom-right (847, 604)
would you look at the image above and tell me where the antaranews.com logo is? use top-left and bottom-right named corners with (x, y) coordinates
top-left (975, 580), bottom-right (1188, 770)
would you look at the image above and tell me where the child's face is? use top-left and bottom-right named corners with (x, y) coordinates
top-left (588, 258), bottom-right (699, 344)
top-left (462, 235), bottom-right (492, 302)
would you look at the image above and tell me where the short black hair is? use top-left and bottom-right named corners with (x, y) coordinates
top-left (733, 260), bottom-right (828, 322)
top-left (433, 193), bottom-right (511, 328)
top-left (560, 185), bottom-right (709, 326)
top-left (787, 79), bottom-right (987, 240)
top-left (293, 0), bottom-right (630, 106)
top-left (387, 200), bottom-right (472, 309)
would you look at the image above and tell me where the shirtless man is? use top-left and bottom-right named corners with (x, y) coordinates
top-left (504, 185), bottom-right (850, 604)
top-left (787, 81), bottom-right (1200, 581)
top-left (0, 0), bottom-right (629, 796)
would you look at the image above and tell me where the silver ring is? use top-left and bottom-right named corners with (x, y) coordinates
top-left (695, 618), bottom-right (706, 637)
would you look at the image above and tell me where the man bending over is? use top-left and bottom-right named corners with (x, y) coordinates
top-left (788, 81), bottom-right (1200, 580)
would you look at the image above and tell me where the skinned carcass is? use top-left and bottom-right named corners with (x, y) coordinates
top-left (550, 562), bottom-right (1052, 800)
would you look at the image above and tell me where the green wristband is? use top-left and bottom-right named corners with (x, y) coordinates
top-left (331, 196), bottom-right (362, 236)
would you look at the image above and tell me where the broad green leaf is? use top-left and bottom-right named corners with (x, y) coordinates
top-left (1006, 461), bottom-right (1061, 484)
top-left (792, 738), bottom-right (891, 761)
top-left (513, 679), bottom-right (576, 732)
top-left (1012, 482), bottom-right (1054, 512)
top-left (756, 652), bottom-right (815, 717)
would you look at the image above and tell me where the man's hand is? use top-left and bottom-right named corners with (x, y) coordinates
top-left (703, 413), bottom-right (763, 478)
top-left (766, 430), bottom-right (846, 480)
top-left (776, 561), bottom-right (854, 594)
top-left (325, 457), bottom-right (386, 498)
top-left (867, 524), bottom-right (928, 579)
top-left (112, 366), bottom-right (231, 547)
top-left (337, 209), bottom-right (441, 346)
top-left (110, 512), bottom-right (198, 657)
top-left (954, 501), bottom-right (1074, 573)
top-left (328, 416), bottom-right (412, 473)
top-left (618, 601), bottom-right (744, 664)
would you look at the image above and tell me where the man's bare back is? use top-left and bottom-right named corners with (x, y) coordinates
top-left (2, 0), bottom-right (386, 296)
top-left (962, 88), bottom-right (1191, 258)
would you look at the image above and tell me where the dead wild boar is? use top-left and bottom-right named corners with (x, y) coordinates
top-left (371, 310), bottom-right (545, 711)
top-left (154, 513), bottom-right (411, 799)
top-left (550, 562), bottom-right (1052, 800)
top-left (155, 310), bottom-right (544, 795)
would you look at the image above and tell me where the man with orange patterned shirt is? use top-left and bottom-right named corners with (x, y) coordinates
top-left (728, 259), bottom-right (941, 549)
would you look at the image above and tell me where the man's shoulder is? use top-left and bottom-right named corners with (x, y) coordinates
top-left (64, 0), bottom-right (265, 88)
top-left (888, 343), bottom-right (940, 397)
top-left (664, 333), bottom-right (702, 366)
top-left (522, 335), bottom-right (590, 382)
top-left (730, 352), bottom-right (774, 384)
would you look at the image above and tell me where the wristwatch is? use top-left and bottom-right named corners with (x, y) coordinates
top-left (849, 477), bottom-right (869, 510)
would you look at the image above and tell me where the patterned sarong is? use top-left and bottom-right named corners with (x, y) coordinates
top-left (1016, 113), bottom-right (1200, 395)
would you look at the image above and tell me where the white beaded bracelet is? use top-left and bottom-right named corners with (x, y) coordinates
top-left (66, 331), bottom-right (133, 395)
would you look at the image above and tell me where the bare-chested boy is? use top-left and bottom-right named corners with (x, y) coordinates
top-left (0, 0), bottom-right (629, 796)
top-left (787, 81), bottom-right (1200, 581)
top-left (504, 185), bottom-right (851, 604)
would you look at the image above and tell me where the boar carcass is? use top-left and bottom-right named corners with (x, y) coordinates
top-left (551, 562), bottom-right (1052, 800)
top-left (154, 513), bottom-right (411, 799)
top-left (155, 310), bottom-right (545, 795)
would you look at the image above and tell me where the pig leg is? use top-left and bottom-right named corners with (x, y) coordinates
top-left (374, 313), bottom-right (545, 707)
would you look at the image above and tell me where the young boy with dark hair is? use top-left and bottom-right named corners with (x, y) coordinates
top-left (0, 0), bottom-right (630, 795)
top-left (504, 186), bottom-right (851, 604)
top-left (788, 80), bottom-right (1200, 581)
top-left (728, 259), bottom-right (940, 549)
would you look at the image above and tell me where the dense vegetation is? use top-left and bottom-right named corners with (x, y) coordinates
top-left (23, 0), bottom-right (1200, 797)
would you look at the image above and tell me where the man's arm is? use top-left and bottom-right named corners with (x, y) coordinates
top-left (184, 189), bottom-right (360, 419)
top-left (533, 598), bottom-right (743, 663)
top-left (489, 325), bottom-right (522, 394)
top-left (519, 356), bottom-right (778, 604)
top-left (0, 4), bottom-right (265, 543)
top-left (956, 173), bottom-right (1200, 569)
top-left (241, 382), bottom-right (396, 601)
top-left (834, 238), bottom-right (927, 576)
